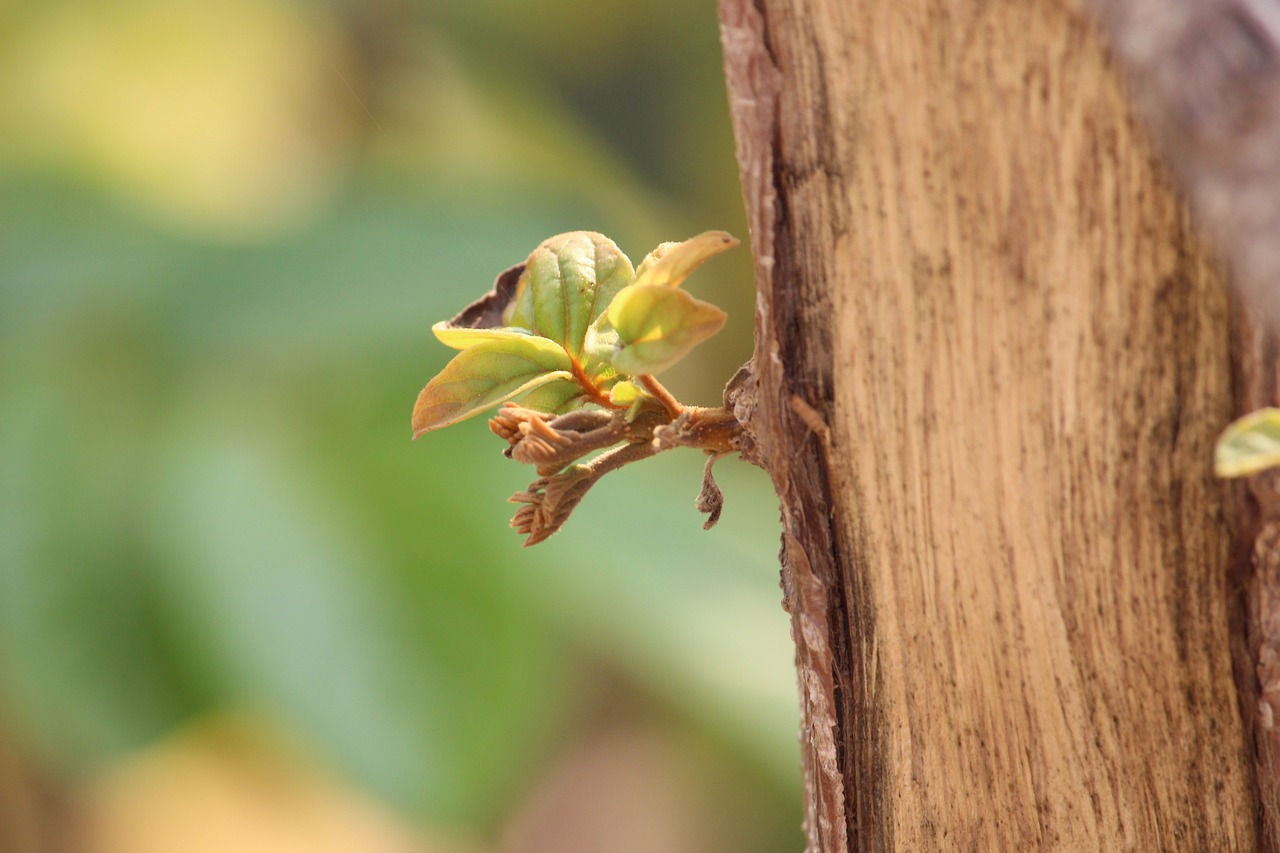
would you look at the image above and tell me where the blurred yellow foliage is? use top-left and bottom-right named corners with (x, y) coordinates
top-left (0, 0), bottom-right (352, 238)
top-left (80, 716), bottom-right (483, 853)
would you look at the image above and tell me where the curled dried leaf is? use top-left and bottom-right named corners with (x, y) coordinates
top-left (431, 263), bottom-right (527, 349)
top-left (696, 453), bottom-right (727, 530)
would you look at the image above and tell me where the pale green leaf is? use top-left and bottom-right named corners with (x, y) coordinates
top-left (516, 378), bottom-right (589, 414)
top-left (632, 230), bottom-right (738, 289)
top-left (431, 321), bottom-right (540, 350)
top-left (502, 232), bottom-right (635, 359)
top-left (581, 314), bottom-right (623, 377)
top-left (609, 380), bottom-right (643, 406)
top-left (607, 284), bottom-right (727, 376)
top-left (412, 338), bottom-right (574, 436)
top-left (1216, 408), bottom-right (1280, 477)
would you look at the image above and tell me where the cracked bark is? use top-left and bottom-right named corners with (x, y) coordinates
top-left (720, 0), bottom-right (1267, 849)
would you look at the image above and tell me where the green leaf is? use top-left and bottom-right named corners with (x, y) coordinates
top-left (412, 338), bottom-right (574, 436)
top-left (1216, 408), bottom-right (1280, 477)
top-left (607, 284), bottom-right (727, 376)
top-left (431, 322), bottom-right (540, 351)
top-left (502, 232), bottom-right (634, 358)
top-left (416, 230), bottom-right (736, 429)
top-left (580, 315), bottom-right (623, 376)
top-left (632, 230), bottom-right (738, 289)
top-left (608, 380), bottom-right (643, 406)
top-left (516, 378), bottom-right (589, 414)
top-left (415, 233), bottom-right (638, 431)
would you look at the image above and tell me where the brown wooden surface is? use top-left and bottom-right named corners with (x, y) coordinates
top-left (720, 0), bottom-right (1259, 849)
top-left (1082, 2), bottom-right (1280, 846)
top-left (1233, 307), bottom-right (1280, 850)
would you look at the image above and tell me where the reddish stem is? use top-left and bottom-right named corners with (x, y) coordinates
top-left (640, 375), bottom-right (683, 419)
top-left (570, 359), bottom-right (625, 409)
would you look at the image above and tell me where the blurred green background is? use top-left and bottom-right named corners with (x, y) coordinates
top-left (0, 0), bottom-right (799, 850)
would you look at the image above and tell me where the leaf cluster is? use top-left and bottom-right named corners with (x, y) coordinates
top-left (412, 230), bottom-right (736, 434)
top-left (412, 230), bottom-right (746, 544)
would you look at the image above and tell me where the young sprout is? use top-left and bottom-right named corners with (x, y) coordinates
top-left (412, 231), bottom-right (750, 545)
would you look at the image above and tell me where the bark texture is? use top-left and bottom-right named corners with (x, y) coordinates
top-left (1233, 304), bottom-right (1280, 850)
top-left (1082, 1), bottom-right (1280, 845)
top-left (720, 0), bottom-right (1259, 849)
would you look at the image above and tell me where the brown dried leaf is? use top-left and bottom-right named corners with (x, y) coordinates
top-left (696, 453), bottom-right (726, 530)
top-left (434, 263), bottom-right (525, 343)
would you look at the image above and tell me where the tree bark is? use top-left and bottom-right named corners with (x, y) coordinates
top-left (720, 0), bottom-right (1261, 849)
top-left (1080, 1), bottom-right (1280, 845)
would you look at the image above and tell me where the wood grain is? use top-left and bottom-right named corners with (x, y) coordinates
top-left (721, 0), bottom-right (1259, 849)
top-left (1233, 305), bottom-right (1280, 850)
top-left (1081, 2), bottom-right (1280, 846)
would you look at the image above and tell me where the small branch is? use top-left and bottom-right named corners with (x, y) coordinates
top-left (640, 375), bottom-right (684, 419)
top-left (491, 404), bottom-right (625, 474)
top-left (653, 406), bottom-right (744, 455)
top-left (509, 441), bottom-right (661, 545)
top-left (497, 394), bottom-right (750, 544)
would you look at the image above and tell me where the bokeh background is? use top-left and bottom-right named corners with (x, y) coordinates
top-left (0, 1), bottom-right (801, 851)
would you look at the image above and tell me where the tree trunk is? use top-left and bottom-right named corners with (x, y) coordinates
top-left (719, 0), bottom-right (1264, 849)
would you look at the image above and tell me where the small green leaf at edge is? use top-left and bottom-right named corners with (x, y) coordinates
top-left (412, 338), bottom-right (574, 436)
top-left (1216, 408), bottom-right (1280, 477)
top-left (607, 285), bottom-right (727, 376)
